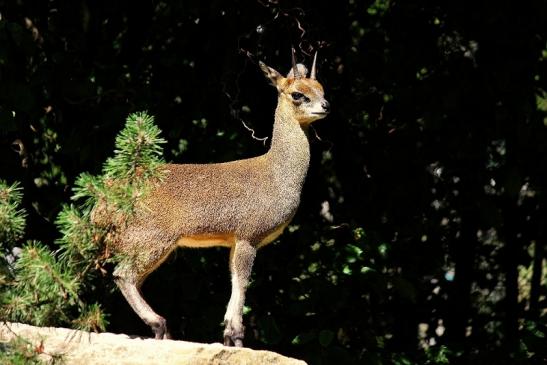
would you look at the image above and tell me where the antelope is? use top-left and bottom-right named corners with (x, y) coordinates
top-left (93, 50), bottom-right (330, 347)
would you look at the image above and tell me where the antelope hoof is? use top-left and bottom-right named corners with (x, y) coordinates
top-left (151, 317), bottom-right (170, 340)
top-left (223, 320), bottom-right (244, 347)
top-left (223, 334), bottom-right (244, 347)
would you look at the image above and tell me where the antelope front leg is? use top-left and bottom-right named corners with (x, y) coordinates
top-left (224, 239), bottom-right (256, 347)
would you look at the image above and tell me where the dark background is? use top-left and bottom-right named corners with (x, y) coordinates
top-left (0, 0), bottom-right (546, 364)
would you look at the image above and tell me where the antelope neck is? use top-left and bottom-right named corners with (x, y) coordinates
top-left (266, 103), bottom-right (311, 186)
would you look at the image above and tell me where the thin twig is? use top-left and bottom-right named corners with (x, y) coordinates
top-left (240, 119), bottom-right (269, 144)
top-left (310, 124), bottom-right (334, 151)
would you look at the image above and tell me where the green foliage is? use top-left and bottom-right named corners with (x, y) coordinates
top-left (0, 186), bottom-right (106, 330)
top-left (424, 345), bottom-right (452, 365)
top-left (0, 181), bottom-right (26, 248)
top-left (0, 338), bottom-right (44, 365)
top-left (104, 112), bottom-right (166, 181)
top-left (0, 181), bottom-right (26, 289)
top-left (1, 112), bottom-right (165, 333)
top-left (4, 240), bottom-right (81, 326)
top-left (72, 113), bottom-right (166, 221)
top-left (0, 336), bottom-right (64, 365)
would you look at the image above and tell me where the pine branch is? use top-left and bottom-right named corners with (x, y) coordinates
top-left (104, 111), bottom-right (166, 182)
top-left (3, 241), bottom-right (78, 326)
top-left (0, 181), bottom-right (27, 248)
top-left (1, 111), bottom-right (165, 333)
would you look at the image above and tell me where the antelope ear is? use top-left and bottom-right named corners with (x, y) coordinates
top-left (259, 62), bottom-right (285, 91)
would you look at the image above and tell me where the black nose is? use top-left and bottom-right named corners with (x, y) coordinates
top-left (321, 100), bottom-right (330, 113)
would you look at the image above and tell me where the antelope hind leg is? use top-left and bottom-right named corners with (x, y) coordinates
top-left (114, 262), bottom-right (172, 340)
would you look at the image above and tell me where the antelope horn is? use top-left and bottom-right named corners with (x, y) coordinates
top-left (310, 51), bottom-right (318, 80)
top-left (291, 47), bottom-right (301, 79)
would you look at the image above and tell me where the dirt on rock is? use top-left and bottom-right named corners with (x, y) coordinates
top-left (0, 322), bottom-right (307, 365)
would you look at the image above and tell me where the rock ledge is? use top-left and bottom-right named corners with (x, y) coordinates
top-left (0, 322), bottom-right (307, 365)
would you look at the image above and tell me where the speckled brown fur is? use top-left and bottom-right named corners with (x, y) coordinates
top-left (93, 57), bottom-right (329, 346)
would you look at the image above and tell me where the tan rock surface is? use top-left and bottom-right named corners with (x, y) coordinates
top-left (0, 322), bottom-right (307, 365)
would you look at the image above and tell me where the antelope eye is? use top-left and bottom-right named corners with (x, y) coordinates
top-left (291, 92), bottom-right (305, 100)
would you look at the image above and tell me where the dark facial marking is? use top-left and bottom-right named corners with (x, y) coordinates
top-left (291, 92), bottom-right (304, 100)
top-left (291, 91), bottom-right (311, 104)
